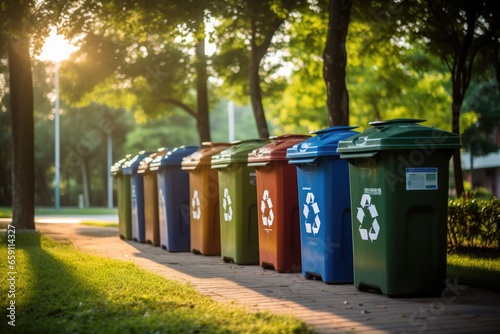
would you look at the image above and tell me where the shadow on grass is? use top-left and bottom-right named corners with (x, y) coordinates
top-left (2, 232), bottom-right (311, 334)
top-left (2, 233), bottom-right (194, 333)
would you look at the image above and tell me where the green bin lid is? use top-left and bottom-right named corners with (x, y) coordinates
top-left (247, 134), bottom-right (311, 166)
top-left (181, 142), bottom-right (234, 170)
top-left (337, 118), bottom-right (461, 157)
top-left (286, 126), bottom-right (359, 163)
top-left (211, 139), bottom-right (269, 169)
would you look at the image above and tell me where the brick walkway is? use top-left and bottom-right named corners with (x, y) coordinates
top-left (36, 223), bottom-right (500, 333)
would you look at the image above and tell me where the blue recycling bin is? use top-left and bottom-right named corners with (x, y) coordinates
top-left (286, 126), bottom-right (358, 283)
top-left (150, 146), bottom-right (199, 252)
top-left (122, 151), bottom-right (152, 243)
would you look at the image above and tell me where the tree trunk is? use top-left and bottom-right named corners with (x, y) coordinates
top-left (451, 93), bottom-right (465, 198)
top-left (8, 38), bottom-right (35, 230)
top-left (195, 35), bottom-right (211, 143)
top-left (248, 53), bottom-right (270, 139)
top-left (323, 0), bottom-right (352, 126)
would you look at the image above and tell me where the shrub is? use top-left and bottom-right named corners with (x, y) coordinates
top-left (448, 198), bottom-right (500, 251)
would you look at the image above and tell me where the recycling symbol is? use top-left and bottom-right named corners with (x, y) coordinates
top-left (302, 192), bottom-right (321, 235)
top-left (191, 190), bottom-right (201, 220)
top-left (356, 194), bottom-right (380, 242)
top-left (260, 190), bottom-right (274, 227)
top-left (222, 187), bottom-right (233, 222)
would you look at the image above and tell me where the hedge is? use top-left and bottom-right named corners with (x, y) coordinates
top-left (448, 198), bottom-right (500, 251)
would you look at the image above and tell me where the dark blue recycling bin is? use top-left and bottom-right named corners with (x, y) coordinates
top-left (122, 151), bottom-right (152, 243)
top-left (150, 146), bottom-right (199, 252)
top-left (286, 126), bottom-right (358, 283)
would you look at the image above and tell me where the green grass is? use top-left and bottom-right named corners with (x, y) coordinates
top-left (0, 207), bottom-right (118, 218)
top-left (0, 232), bottom-right (313, 334)
top-left (447, 251), bottom-right (500, 292)
top-left (80, 221), bottom-right (119, 228)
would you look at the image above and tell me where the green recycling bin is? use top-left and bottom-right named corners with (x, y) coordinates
top-left (211, 139), bottom-right (269, 264)
top-left (110, 155), bottom-right (132, 240)
top-left (337, 118), bottom-right (461, 296)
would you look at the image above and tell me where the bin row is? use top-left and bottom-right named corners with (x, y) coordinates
top-left (111, 118), bottom-right (461, 296)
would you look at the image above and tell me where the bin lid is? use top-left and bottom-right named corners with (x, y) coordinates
top-left (122, 151), bottom-right (153, 175)
top-left (247, 134), bottom-right (311, 165)
top-left (110, 154), bottom-right (132, 176)
top-left (181, 142), bottom-right (234, 170)
top-left (336, 118), bottom-right (462, 157)
top-left (138, 150), bottom-right (169, 174)
top-left (149, 145), bottom-right (199, 170)
top-left (286, 126), bottom-right (359, 162)
top-left (211, 139), bottom-right (269, 168)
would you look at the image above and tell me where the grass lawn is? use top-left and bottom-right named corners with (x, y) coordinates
top-left (447, 251), bottom-right (500, 292)
top-left (0, 207), bottom-right (118, 218)
top-left (0, 232), bottom-right (312, 333)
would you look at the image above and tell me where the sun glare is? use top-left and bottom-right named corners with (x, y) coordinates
top-left (38, 28), bottom-right (78, 63)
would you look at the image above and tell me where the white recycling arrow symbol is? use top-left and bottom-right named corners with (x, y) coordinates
top-left (356, 193), bottom-right (380, 242)
top-left (191, 190), bottom-right (201, 220)
top-left (302, 191), bottom-right (321, 235)
top-left (222, 187), bottom-right (233, 222)
top-left (260, 190), bottom-right (274, 227)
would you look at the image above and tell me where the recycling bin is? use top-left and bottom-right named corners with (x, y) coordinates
top-left (248, 135), bottom-right (310, 272)
top-left (212, 139), bottom-right (269, 264)
top-left (182, 142), bottom-right (234, 255)
top-left (110, 155), bottom-right (133, 240)
top-left (337, 118), bottom-right (461, 296)
top-left (287, 126), bottom-right (359, 283)
top-left (138, 150), bottom-right (168, 247)
top-left (122, 151), bottom-right (151, 243)
top-left (150, 146), bottom-right (199, 252)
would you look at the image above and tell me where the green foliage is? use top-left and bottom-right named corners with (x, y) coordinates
top-left (447, 198), bottom-right (500, 251)
top-left (0, 233), bottom-right (312, 333)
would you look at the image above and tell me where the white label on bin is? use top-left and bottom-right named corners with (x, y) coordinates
top-left (406, 168), bottom-right (438, 190)
top-left (260, 190), bottom-right (274, 232)
top-left (364, 188), bottom-right (381, 195)
top-left (302, 192), bottom-right (321, 235)
top-left (222, 187), bottom-right (233, 222)
top-left (191, 190), bottom-right (201, 220)
top-left (356, 193), bottom-right (380, 242)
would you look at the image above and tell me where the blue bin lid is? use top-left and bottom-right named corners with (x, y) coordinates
top-left (337, 118), bottom-right (462, 158)
top-left (286, 126), bottom-right (359, 163)
top-left (149, 146), bottom-right (199, 170)
top-left (122, 151), bottom-right (153, 175)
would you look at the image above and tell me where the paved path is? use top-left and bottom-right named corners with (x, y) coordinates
top-left (35, 223), bottom-right (500, 334)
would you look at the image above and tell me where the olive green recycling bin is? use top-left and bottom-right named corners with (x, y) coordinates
top-left (182, 142), bottom-right (234, 256)
top-left (211, 139), bottom-right (269, 264)
top-left (337, 118), bottom-right (461, 296)
top-left (111, 155), bottom-right (132, 240)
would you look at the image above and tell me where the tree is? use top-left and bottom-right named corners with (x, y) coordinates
top-left (213, 0), bottom-right (306, 138)
top-left (323, 0), bottom-right (352, 126)
top-left (61, 0), bottom-right (214, 144)
top-left (1, 1), bottom-right (37, 230)
top-left (400, 0), bottom-right (500, 197)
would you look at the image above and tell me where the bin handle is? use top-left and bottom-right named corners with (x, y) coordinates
top-left (340, 152), bottom-right (378, 159)
top-left (248, 162), bottom-right (270, 168)
top-left (288, 157), bottom-right (317, 164)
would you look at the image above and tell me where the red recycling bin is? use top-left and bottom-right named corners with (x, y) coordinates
top-left (247, 134), bottom-right (310, 272)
